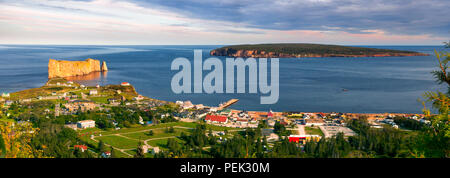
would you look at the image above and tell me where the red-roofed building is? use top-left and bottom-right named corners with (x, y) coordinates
top-left (121, 82), bottom-right (130, 86)
top-left (205, 114), bottom-right (228, 124)
top-left (267, 110), bottom-right (274, 118)
top-left (74, 145), bottom-right (87, 152)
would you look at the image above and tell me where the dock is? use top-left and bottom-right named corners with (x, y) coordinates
top-left (217, 99), bottom-right (239, 110)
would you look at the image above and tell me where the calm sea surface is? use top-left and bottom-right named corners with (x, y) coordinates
top-left (0, 45), bottom-right (448, 113)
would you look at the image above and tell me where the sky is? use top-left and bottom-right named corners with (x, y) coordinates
top-left (0, 0), bottom-right (449, 45)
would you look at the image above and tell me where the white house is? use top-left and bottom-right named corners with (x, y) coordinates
top-left (77, 120), bottom-right (96, 129)
top-left (89, 90), bottom-right (98, 95)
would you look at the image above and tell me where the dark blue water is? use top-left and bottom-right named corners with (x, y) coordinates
top-left (0, 45), bottom-right (448, 113)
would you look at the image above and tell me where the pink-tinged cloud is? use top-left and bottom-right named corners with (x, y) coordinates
top-left (0, 0), bottom-right (446, 45)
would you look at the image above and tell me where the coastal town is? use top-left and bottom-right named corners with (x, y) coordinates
top-left (0, 75), bottom-right (430, 158)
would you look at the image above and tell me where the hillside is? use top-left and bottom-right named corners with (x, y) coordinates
top-left (210, 43), bottom-right (429, 58)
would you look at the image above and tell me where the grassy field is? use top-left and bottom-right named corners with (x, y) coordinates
top-left (122, 128), bottom-right (189, 140)
top-left (90, 96), bottom-right (109, 104)
top-left (77, 121), bottom-right (238, 157)
top-left (146, 137), bottom-right (185, 148)
top-left (305, 126), bottom-right (324, 136)
top-left (96, 135), bottom-right (140, 149)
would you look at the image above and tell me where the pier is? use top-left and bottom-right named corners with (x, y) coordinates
top-left (217, 99), bottom-right (239, 110)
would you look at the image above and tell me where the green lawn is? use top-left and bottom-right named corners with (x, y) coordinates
top-left (122, 128), bottom-right (189, 140)
top-left (80, 121), bottom-right (236, 154)
top-left (305, 126), bottom-right (324, 136)
top-left (90, 97), bottom-right (109, 104)
top-left (146, 137), bottom-right (184, 148)
top-left (96, 135), bottom-right (140, 149)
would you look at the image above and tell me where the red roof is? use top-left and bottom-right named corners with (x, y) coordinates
top-left (289, 137), bottom-right (300, 142)
top-left (267, 111), bottom-right (273, 117)
top-left (205, 115), bottom-right (227, 123)
top-left (74, 145), bottom-right (87, 150)
top-left (288, 136), bottom-right (306, 142)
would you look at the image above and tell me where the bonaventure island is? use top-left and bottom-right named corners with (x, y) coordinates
top-left (0, 43), bottom-right (447, 158)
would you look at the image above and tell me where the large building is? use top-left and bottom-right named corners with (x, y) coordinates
top-left (288, 135), bottom-right (321, 144)
top-left (77, 120), bottom-right (96, 129)
top-left (205, 114), bottom-right (228, 124)
top-left (65, 100), bottom-right (97, 112)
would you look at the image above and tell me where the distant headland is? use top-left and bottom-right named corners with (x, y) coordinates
top-left (48, 58), bottom-right (108, 78)
top-left (210, 43), bottom-right (430, 58)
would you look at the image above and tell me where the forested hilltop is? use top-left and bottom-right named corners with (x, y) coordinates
top-left (210, 43), bottom-right (429, 58)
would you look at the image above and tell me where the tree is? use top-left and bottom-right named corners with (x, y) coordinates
top-left (110, 146), bottom-right (117, 158)
top-left (148, 130), bottom-right (154, 136)
top-left (0, 121), bottom-right (44, 158)
top-left (98, 140), bottom-right (106, 154)
top-left (431, 50), bottom-right (450, 94)
top-left (134, 141), bottom-right (146, 158)
top-left (273, 122), bottom-right (286, 136)
top-left (0, 133), bottom-right (5, 158)
top-left (419, 42), bottom-right (450, 158)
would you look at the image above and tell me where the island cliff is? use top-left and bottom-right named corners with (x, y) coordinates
top-left (210, 43), bottom-right (429, 58)
top-left (48, 58), bottom-right (107, 78)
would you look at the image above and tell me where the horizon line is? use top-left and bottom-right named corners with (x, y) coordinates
top-left (0, 43), bottom-right (446, 46)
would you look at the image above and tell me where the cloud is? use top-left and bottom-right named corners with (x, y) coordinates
top-left (133, 0), bottom-right (450, 36)
top-left (0, 0), bottom-right (448, 45)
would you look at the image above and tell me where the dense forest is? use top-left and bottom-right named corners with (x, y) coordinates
top-left (211, 43), bottom-right (426, 56)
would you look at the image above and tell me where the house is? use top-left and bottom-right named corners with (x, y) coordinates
top-left (108, 98), bottom-right (120, 105)
top-left (89, 90), bottom-right (98, 95)
top-left (74, 145), bottom-right (88, 152)
top-left (180, 101), bottom-right (194, 109)
top-left (101, 151), bottom-right (111, 158)
top-left (121, 82), bottom-right (130, 86)
top-left (1, 92), bottom-right (10, 97)
top-left (420, 119), bottom-right (431, 124)
top-left (205, 114), bottom-right (228, 124)
top-left (152, 147), bottom-right (160, 154)
top-left (133, 95), bottom-right (144, 101)
top-left (77, 120), bottom-right (96, 129)
top-left (305, 119), bottom-right (325, 126)
top-left (65, 100), bottom-right (96, 112)
top-left (4, 100), bottom-right (13, 106)
top-left (141, 145), bottom-right (149, 153)
top-left (139, 116), bottom-right (144, 125)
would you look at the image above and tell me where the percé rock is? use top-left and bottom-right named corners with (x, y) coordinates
top-left (48, 58), bottom-right (106, 78)
top-left (101, 61), bottom-right (108, 71)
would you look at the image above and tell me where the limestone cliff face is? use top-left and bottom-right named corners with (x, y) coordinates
top-left (101, 61), bottom-right (108, 71)
top-left (48, 58), bottom-right (107, 78)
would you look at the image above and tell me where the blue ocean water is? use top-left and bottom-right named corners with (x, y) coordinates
top-left (0, 45), bottom-right (448, 113)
